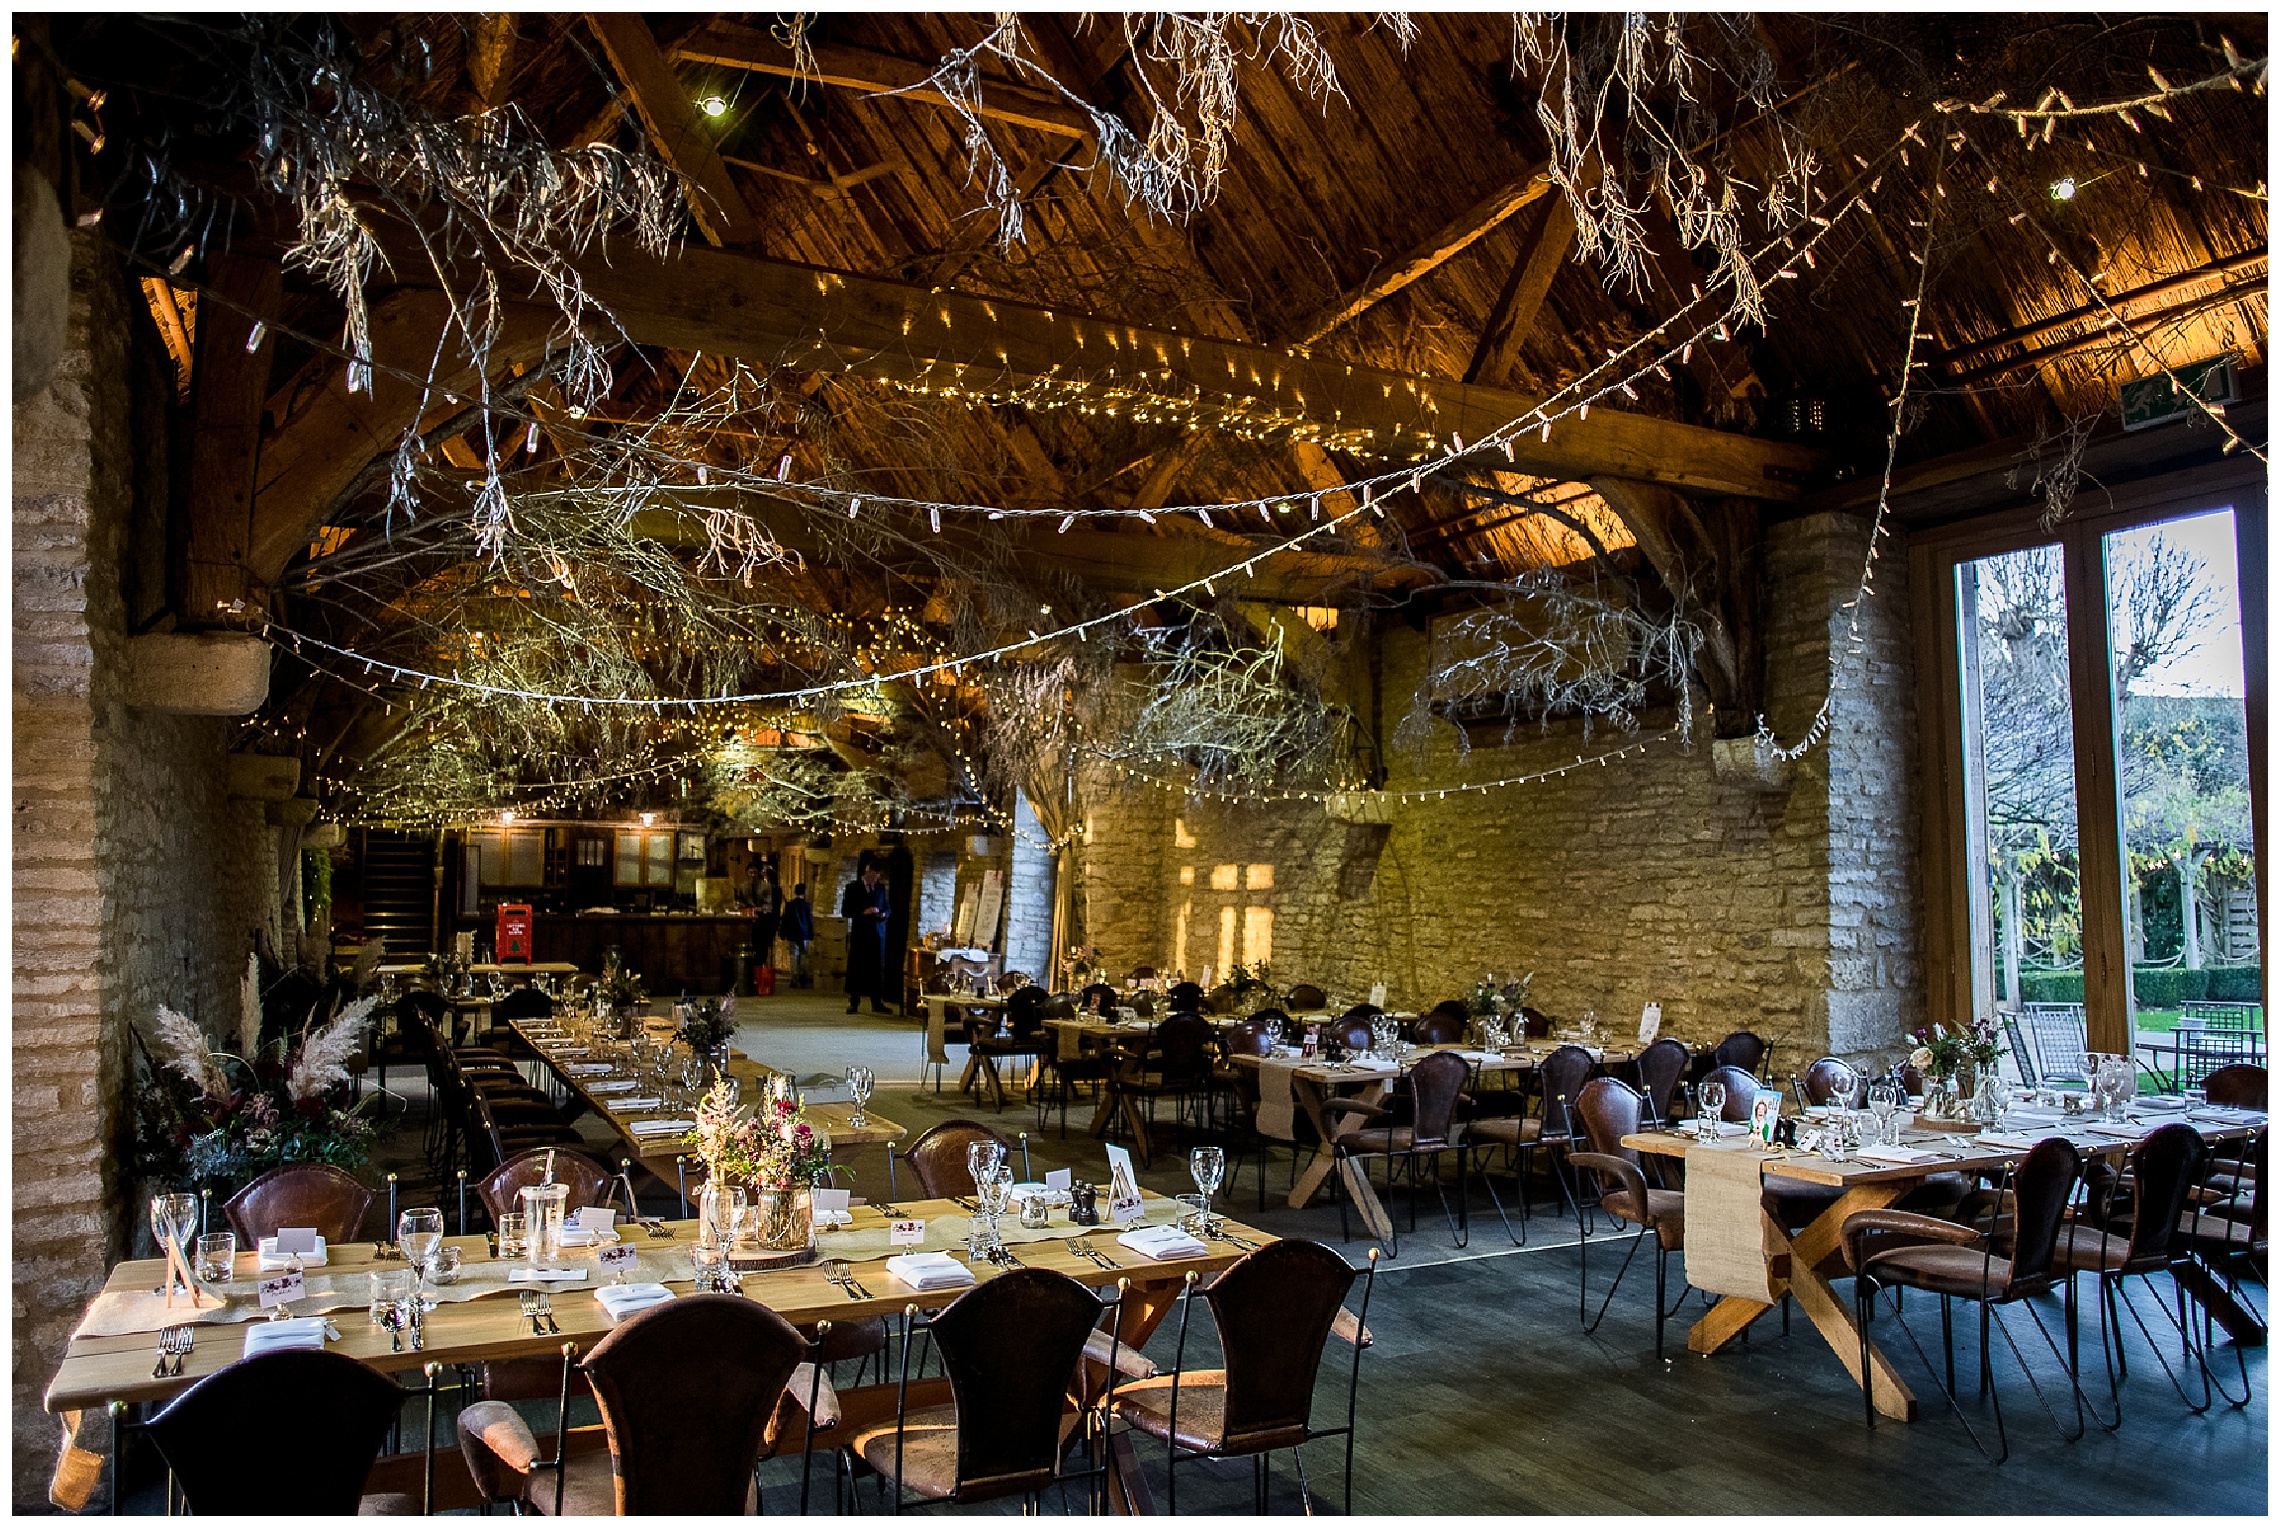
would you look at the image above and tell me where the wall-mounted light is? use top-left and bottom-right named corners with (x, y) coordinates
top-left (697, 93), bottom-right (729, 119)
top-left (640, 812), bottom-right (657, 827)
top-left (2049, 176), bottom-right (2078, 201)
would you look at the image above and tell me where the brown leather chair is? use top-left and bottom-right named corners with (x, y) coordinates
top-left (1125, 965), bottom-right (1158, 983)
top-left (1285, 983), bottom-right (1329, 1012)
top-left (892, 1120), bottom-right (1023, 1201)
top-left (1111, 1012), bottom-right (1220, 1165)
top-left (1635, 1037), bottom-right (1691, 1125)
top-left (1323, 1050), bottom-right (1470, 1256)
top-left (221, 1164), bottom-right (374, 1246)
top-left (971, 986), bottom-right (1049, 1111)
top-left (1711, 1030), bottom-right (1768, 1078)
top-left (1472, 1043), bottom-right (1596, 1243)
top-left (1845, 1137), bottom-right (2083, 1461)
top-left (1117, 1239), bottom-right (1376, 1513)
top-left (1166, 981), bottom-right (1206, 1013)
top-left (475, 1147), bottom-right (614, 1228)
top-left (460, 1293), bottom-right (816, 1514)
top-left (1703, 1065), bottom-right (1845, 1229)
top-left (1801, 1056), bottom-right (1862, 1108)
top-left (1569, 1077), bottom-right (1686, 1358)
top-left (848, 1267), bottom-right (1109, 1508)
top-left (1703, 1063), bottom-right (1763, 1122)
top-left (1408, 1005), bottom-right (1469, 1046)
top-left (2203, 1064), bottom-right (2266, 1109)
top-left (148, 1350), bottom-right (410, 1514)
top-left (1324, 1013), bottom-right (1375, 1054)
top-left (1078, 983), bottom-right (1120, 1015)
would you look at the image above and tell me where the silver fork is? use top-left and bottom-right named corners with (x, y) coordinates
top-left (171, 1324), bottom-right (194, 1376)
top-left (1066, 1238), bottom-right (1118, 1271)
top-left (518, 1291), bottom-right (543, 1336)
top-left (151, 1326), bottom-right (188, 1378)
top-left (536, 1291), bottom-right (561, 1334)
top-left (828, 1260), bottom-right (872, 1300)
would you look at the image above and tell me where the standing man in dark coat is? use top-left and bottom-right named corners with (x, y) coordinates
top-left (840, 856), bottom-right (893, 1014)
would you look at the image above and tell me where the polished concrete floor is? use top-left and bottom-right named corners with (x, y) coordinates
top-left (314, 995), bottom-right (2268, 1514)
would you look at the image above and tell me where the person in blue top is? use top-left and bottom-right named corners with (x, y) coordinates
top-left (840, 856), bottom-right (893, 1015)
top-left (781, 882), bottom-right (815, 987)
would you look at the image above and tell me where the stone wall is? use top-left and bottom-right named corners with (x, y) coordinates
top-left (1003, 790), bottom-right (1056, 978)
top-left (11, 235), bottom-right (285, 1508)
top-left (1066, 513), bottom-right (1921, 1078)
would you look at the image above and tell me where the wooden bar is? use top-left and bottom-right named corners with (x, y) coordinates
top-left (533, 913), bottom-right (757, 993)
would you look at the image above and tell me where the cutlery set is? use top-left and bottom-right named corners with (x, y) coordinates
top-left (150, 1325), bottom-right (193, 1378)
top-left (823, 1261), bottom-right (872, 1300)
top-left (518, 1291), bottom-right (560, 1336)
top-left (1064, 1238), bottom-right (1120, 1271)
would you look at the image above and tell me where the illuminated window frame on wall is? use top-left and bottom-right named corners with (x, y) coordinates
top-left (1912, 474), bottom-right (2267, 1057)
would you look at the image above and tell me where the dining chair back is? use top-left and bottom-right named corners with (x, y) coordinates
top-left (1154, 1011), bottom-right (1220, 1086)
top-left (1635, 1038), bottom-right (1690, 1124)
top-left (494, 984), bottom-right (553, 1023)
top-left (1704, 1064), bottom-right (1762, 1123)
top-left (1285, 983), bottom-right (1329, 1011)
top-left (1126, 965), bottom-right (1158, 983)
top-left (923, 1267), bottom-right (1105, 1500)
top-left (2021, 1002), bottom-right (2090, 1083)
top-left (2112, 1123), bottom-right (2208, 1271)
top-left (1405, 1051), bottom-right (1469, 1146)
top-left (147, 1349), bottom-right (405, 1514)
top-left (1517, 1005), bottom-right (1553, 1039)
top-left (2002, 1015), bottom-right (2039, 1090)
top-left (1893, 1061), bottom-right (1927, 1096)
top-left (1166, 980), bottom-right (1205, 1012)
top-left (2182, 1025), bottom-right (2263, 1090)
top-left (2005, 1137), bottom-right (2084, 1295)
top-left (1409, 1006), bottom-right (1468, 1045)
top-left (1200, 1239), bottom-right (1357, 1451)
top-left (2202, 1063), bottom-right (2266, 1109)
top-left (475, 1146), bottom-right (613, 1226)
top-left (581, 1293), bottom-right (808, 1514)
top-left (1221, 1017), bottom-right (1280, 1058)
top-left (1326, 1014), bottom-right (1375, 1054)
top-left (221, 1163), bottom-right (374, 1246)
top-left (897, 1120), bottom-right (1019, 1199)
top-left (1005, 986), bottom-right (1051, 1041)
top-left (1536, 1044), bottom-right (1597, 1142)
top-left (1802, 1056), bottom-right (1862, 1108)
top-left (1573, 1075), bottom-right (1647, 1165)
top-left (1079, 983), bottom-right (1120, 1015)
top-left (1041, 993), bottom-right (1079, 1025)
top-left (1710, 1031), bottom-right (1767, 1077)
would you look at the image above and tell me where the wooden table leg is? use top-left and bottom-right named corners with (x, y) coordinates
top-left (1338, 1155), bottom-right (1397, 1243)
top-left (2175, 1255), bottom-right (2268, 1346)
top-left (1088, 1083), bottom-right (1121, 1138)
top-left (1708, 1183), bottom-right (1918, 1421)
top-left (1287, 1145), bottom-right (1339, 1209)
top-left (1282, 1078), bottom-right (1387, 1210)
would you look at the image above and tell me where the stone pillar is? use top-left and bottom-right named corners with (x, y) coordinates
top-left (1004, 791), bottom-right (1055, 978)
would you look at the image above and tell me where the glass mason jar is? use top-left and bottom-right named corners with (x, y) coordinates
top-left (519, 1182), bottom-right (569, 1264)
top-left (753, 1183), bottom-right (813, 1252)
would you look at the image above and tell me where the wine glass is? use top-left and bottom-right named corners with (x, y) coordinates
top-left (398, 1207), bottom-right (444, 1309)
top-left (1867, 1078), bottom-right (1901, 1146)
top-left (1189, 1147), bottom-right (1226, 1232)
top-left (847, 1065), bottom-right (875, 1127)
top-left (1697, 1078), bottom-right (1727, 1138)
top-left (965, 1139), bottom-right (1005, 1195)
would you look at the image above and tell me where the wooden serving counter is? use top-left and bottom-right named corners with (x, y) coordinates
top-left (533, 912), bottom-right (756, 993)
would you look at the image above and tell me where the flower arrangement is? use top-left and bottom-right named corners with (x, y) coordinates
top-left (1908, 1019), bottom-right (2006, 1082)
top-left (135, 995), bottom-right (384, 1193)
top-left (1057, 944), bottom-right (1101, 986)
top-left (681, 995), bottom-right (737, 1054)
top-left (600, 951), bottom-right (647, 1010)
top-left (1226, 961), bottom-right (1274, 997)
top-left (684, 1076), bottom-right (840, 1188)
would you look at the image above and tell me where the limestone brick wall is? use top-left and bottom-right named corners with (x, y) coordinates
top-left (11, 235), bottom-right (282, 1507)
top-left (1066, 513), bottom-right (1921, 1080)
top-left (1003, 790), bottom-right (1055, 978)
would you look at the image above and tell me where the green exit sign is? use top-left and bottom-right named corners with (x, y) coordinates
top-left (2119, 354), bottom-right (2239, 431)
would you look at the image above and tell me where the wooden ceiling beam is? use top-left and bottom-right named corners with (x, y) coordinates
top-left (1464, 186), bottom-right (1582, 389)
top-left (1291, 167), bottom-right (1554, 346)
top-left (467, 14), bottom-right (520, 110)
top-left (669, 19), bottom-right (1096, 142)
top-left (586, 12), bottom-right (764, 247)
top-left (183, 253), bottom-right (284, 621)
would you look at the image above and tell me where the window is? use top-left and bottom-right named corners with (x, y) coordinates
top-left (1919, 490), bottom-right (2265, 1056)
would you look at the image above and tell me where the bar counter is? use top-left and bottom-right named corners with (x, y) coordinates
top-left (532, 911), bottom-right (755, 993)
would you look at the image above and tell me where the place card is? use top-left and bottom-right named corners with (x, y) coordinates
top-left (1044, 1168), bottom-right (1072, 1193)
top-left (1636, 1002), bottom-right (1662, 1045)
top-left (257, 1269), bottom-right (304, 1309)
top-left (811, 1188), bottom-right (851, 1217)
top-left (1105, 1144), bottom-right (1145, 1227)
top-left (575, 1207), bottom-right (617, 1232)
top-left (598, 1243), bottom-right (640, 1277)
top-left (275, 1227), bottom-right (321, 1257)
top-left (889, 1219), bottom-right (927, 1247)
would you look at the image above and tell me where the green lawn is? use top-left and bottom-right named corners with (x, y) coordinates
top-left (2137, 1007), bottom-right (2184, 1034)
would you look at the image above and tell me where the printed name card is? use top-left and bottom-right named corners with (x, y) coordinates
top-left (1637, 1003), bottom-right (1662, 1046)
top-left (598, 1243), bottom-right (639, 1275)
top-left (1044, 1168), bottom-right (1072, 1192)
top-left (574, 1207), bottom-right (617, 1233)
top-left (275, 1227), bottom-right (321, 1257)
top-left (1105, 1145), bottom-right (1145, 1227)
top-left (258, 1270), bottom-right (304, 1309)
top-left (812, 1188), bottom-right (851, 1217)
top-left (890, 1219), bottom-right (927, 1247)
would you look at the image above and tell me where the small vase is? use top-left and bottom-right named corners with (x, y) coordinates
top-left (697, 1181), bottom-right (728, 1248)
top-left (1924, 1075), bottom-right (1960, 1120)
top-left (753, 1183), bottom-right (813, 1253)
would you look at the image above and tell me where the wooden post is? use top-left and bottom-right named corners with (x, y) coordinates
top-left (2063, 532), bottom-right (2135, 1056)
top-left (181, 253), bottom-right (280, 622)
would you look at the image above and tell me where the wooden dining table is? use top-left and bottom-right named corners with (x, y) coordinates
top-left (1234, 1045), bottom-right (1638, 1242)
top-left (48, 1193), bottom-right (1275, 1514)
top-left (510, 1019), bottom-right (904, 1185)
top-left (1622, 1108), bottom-right (2267, 1421)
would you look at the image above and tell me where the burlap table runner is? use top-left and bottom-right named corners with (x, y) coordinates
top-left (1680, 1140), bottom-right (1787, 1303)
top-left (1253, 1057), bottom-right (1306, 1141)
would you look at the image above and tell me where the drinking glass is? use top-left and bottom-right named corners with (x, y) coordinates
top-left (368, 1268), bottom-right (413, 1326)
top-left (1174, 1194), bottom-right (1209, 1234)
top-left (1189, 1146), bottom-right (1226, 1231)
top-left (398, 1207), bottom-right (444, 1308)
top-left (496, 1212), bottom-right (528, 1259)
top-left (847, 1066), bottom-right (876, 1127)
top-left (194, 1232), bottom-right (237, 1283)
top-left (965, 1139), bottom-right (1005, 1193)
top-left (688, 1240), bottom-right (729, 1292)
top-left (1697, 1079), bottom-right (1727, 1138)
top-left (430, 1246), bottom-right (464, 1285)
top-left (1867, 1079), bottom-right (1901, 1146)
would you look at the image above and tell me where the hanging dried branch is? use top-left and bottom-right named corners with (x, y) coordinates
top-left (1096, 609), bottom-right (1354, 787)
top-left (1396, 573), bottom-right (1703, 756)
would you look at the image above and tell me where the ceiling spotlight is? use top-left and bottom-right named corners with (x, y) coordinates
top-left (697, 94), bottom-right (729, 119)
top-left (2049, 176), bottom-right (2078, 201)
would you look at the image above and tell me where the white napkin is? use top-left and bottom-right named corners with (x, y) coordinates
top-left (1117, 1224), bottom-right (1210, 1261)
top-left (885, 1252), bottom-right (976, 1291)
top-left (1976, 1131), bottom-right (2051, 1150)
top-left (628, 1119), bottom-right (696, 1136)
top-left (609, 1097), bottom-right (665, 1111)
top-left (2190, 1106), bottom-right (2268, 1125)
top-left (594, 1283), bottom-right (674, 1322)
top-left (508, 1267), bottom-right (588, 1283)
top-left (588, 1080), bottom-right (638, 1094)
top-left (242, 1317), bottom-right (331, 1356)
top-left (2085, 1121), bottom-right (2155, 1140)
top-left (257, 1236), bottom-right (328, 1270)
top-left (1855, 1145), bottom-right (1943, 1166)
top-left (558, 1227), bottom-right (604, 1247)
top-left (565, 1063), bottom-right (612, 1075)
top-left (1458, 1051), bottom-right (1502, 1064)
top-left (2135, 1096), bottom-right (2190, 1112)
top-left (1336, 1058), bottom-right (1397, 1074)
top-left (1691, 1121), bottom-right (1751, 1138)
